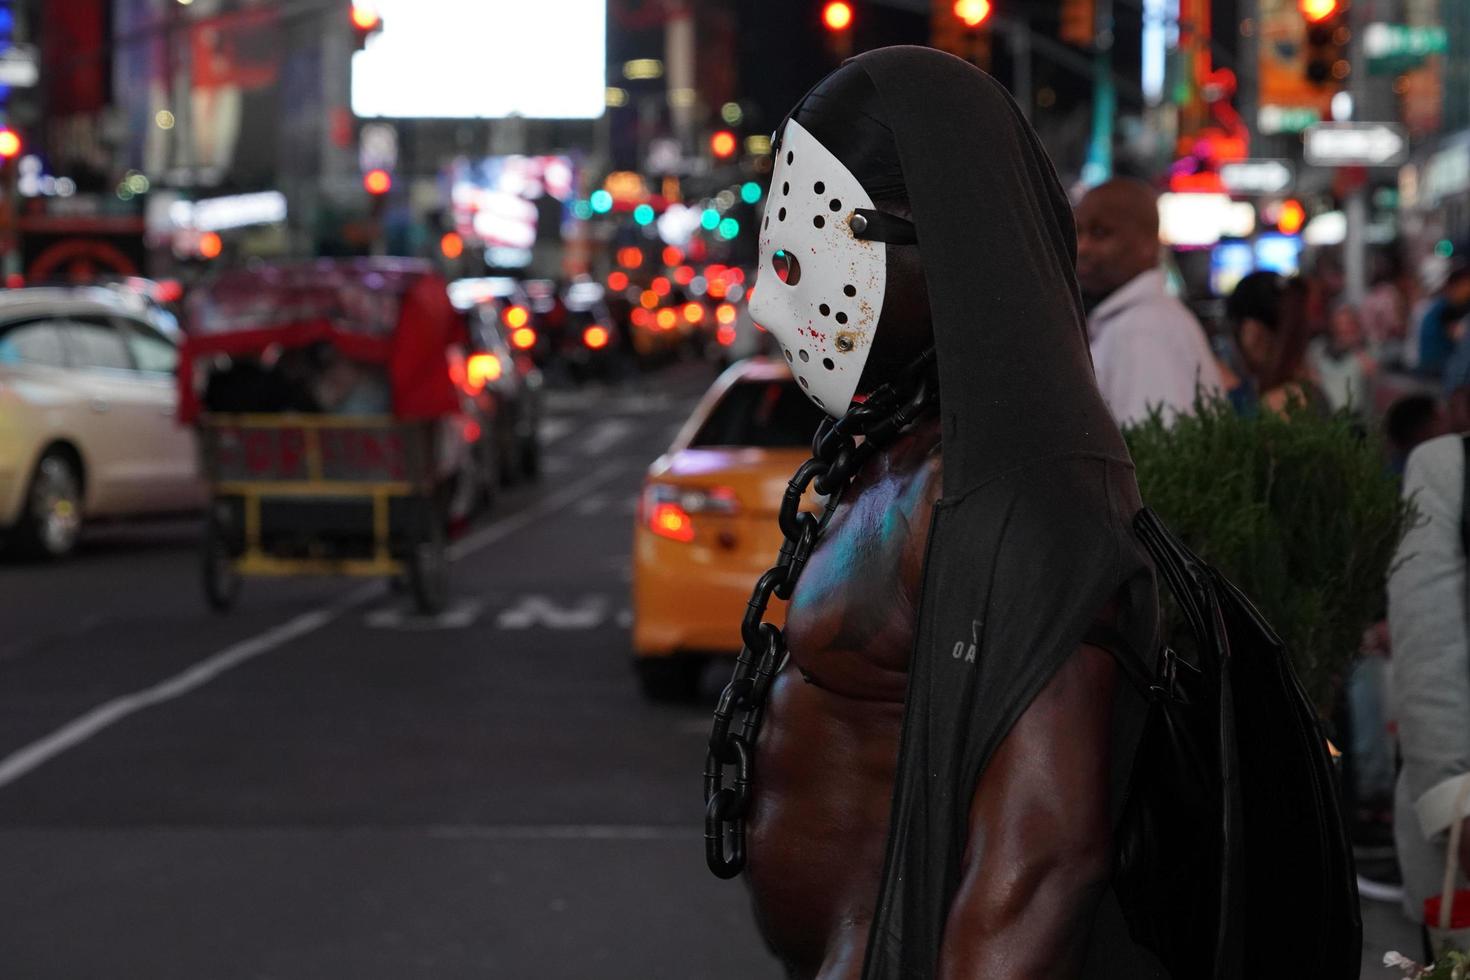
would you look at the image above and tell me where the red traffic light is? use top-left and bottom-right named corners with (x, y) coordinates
top-left (822, 2), bottom-right (854, 31)
top-left (1299, 0), bottom-right (1337, 22)
top-left (350, 3), bottom-right (381, 31)
top-left (363, 168), bottom-right (391, 195)
top-left (711, 130), bottom-right (738, 159)
top-left (1278, 199), bottom-right (1306, 235)
top-left (953, 0), bottom-right (992, 27)
top-left (0, 129), bottom-right (22, 159)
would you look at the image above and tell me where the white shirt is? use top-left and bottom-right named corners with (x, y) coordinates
top-left (1086, 269), bottom-right (1224, 428)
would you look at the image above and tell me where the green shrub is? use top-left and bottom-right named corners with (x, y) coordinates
top-left (1124, 396), bottom-right (1416, 711)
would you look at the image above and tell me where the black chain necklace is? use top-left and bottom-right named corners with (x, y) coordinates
top-left (704, 351), bottom-right (936, 878)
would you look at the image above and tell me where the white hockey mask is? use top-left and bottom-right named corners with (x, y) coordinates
top-left (750, 118), bottom-right (915, 418)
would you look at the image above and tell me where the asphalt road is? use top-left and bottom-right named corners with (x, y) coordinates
top-left (0, 362), bottom-right (780, 980)
top-left (0, 359), bottom-right (1426, 980)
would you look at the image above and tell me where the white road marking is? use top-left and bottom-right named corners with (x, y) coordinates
top-left (573, 493), bottom-right (607, 516)
top-left (426, 824), bottom-right (701, 840)
top-left (579, 419), bottom-right (633, 456)
top-left (538, 418), bottom-right (576, 444)
top-left (364, 597), bottom-right (485, 631)
top-left (496, 594), bottom-right (609, 630)
top-left (0, 463), bottom-right (625, 791)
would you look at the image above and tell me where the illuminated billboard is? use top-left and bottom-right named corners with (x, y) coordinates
top-left (351, 0), bottom-right (606, 120)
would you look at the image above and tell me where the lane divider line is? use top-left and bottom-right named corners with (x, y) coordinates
top-left (0, 463), bottom-right (627, 792)
top-left (425, 824), bottom-right (702, 840)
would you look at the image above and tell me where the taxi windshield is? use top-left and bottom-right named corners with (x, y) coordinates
top-left (689, 379), bottom-right (825, 449)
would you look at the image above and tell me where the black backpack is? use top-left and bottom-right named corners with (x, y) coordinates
top-left (1108, 508), bottom-right (1361, 979)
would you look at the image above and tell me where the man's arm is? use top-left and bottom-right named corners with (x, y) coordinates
top-left (936, 643), bottom-right (1117, 979)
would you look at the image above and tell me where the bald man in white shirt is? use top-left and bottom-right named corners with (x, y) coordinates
top-left (1075, 178), bottom-right (1225, 427)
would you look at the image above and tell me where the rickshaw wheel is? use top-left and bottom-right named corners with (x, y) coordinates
top-left (407, 516), bottom-right (449, 615)
top-left (201, 517), bottom-right (242, 613)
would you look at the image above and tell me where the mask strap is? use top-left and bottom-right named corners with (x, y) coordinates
top-left (849, 209), bottom-right (917, 245)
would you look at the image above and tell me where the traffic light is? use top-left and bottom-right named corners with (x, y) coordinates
top-left (1300, 0), bottom-right (1338, 21)
top-left (1303, 3), bottom-right (1349, 87)
top-left (822, 1), bottom-right (854, 31)
top-left (350, 3), bottom-right (382, 51)
top-left (0, 128), bottom-right (21, 160)
top-left (363, 168), bottom-right (391, 195)
top-left (710, 130), bottom-right (738, 160)
top-left (1060, 0), bottom-right (1094, 47)
top-left (1277, 199), bottom-right (1306, 235)
top-left (953, 0), bottom-right (992, 28)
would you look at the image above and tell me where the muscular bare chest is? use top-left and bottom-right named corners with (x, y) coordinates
top-left (783, 420), bottom-right (942, 700)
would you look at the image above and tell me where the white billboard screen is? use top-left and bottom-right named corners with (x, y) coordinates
top-left (351, 0), bottom-right (606, 120)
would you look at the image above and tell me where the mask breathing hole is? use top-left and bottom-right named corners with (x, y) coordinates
top-left (814, 181), bottom-right (825, 193)
top-left (812, 395), bottom-right (825, 408)
top-left (823, 358), bottom-right (835, 371)
top-left (829, 198), bottom-right (842, 211)
top-left (778, 207), bottom-right (787, 221)
top-left (786, 151), bottom-right (794, 165)
top-left (798, 349), bottom-right (810, 363)
top-left (798, 376), bottom-right (810, 389)
top-left (772, 250), bottom-right (801, 285)
top-left (834, 312), bottom-right (848, 324)
top-left (782, 181), bottom-right (789, 195)
top-left (783, 349), bottom-right (793, 362)
top-left (813, 215), bottom-right (825, 229)
top-left (843, 284), bottom-right (856, 297)
top-left (818, 303), bottom-right (830, 316)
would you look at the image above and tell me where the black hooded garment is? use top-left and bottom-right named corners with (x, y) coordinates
top-left (781, 47), bottom-right (1166, 977)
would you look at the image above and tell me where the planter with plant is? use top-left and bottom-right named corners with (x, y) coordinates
top-left (1124, 395), bottom-right (1416, 714)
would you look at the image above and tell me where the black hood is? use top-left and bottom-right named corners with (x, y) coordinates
top-left (775, 47), bottom-right (1163, 978)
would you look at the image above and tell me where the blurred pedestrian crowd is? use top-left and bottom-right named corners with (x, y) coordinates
top-left (1074, 177), bottom-right (1470, 956)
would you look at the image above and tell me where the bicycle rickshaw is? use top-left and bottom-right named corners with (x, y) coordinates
top-left (178, 259), bottom-right (468, 614)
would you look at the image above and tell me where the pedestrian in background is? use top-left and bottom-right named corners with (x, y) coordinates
top-left (1413, 263), bottom-right (1470, 381)
top-left (1385, 393), bottom-right (1449, 476)
top-left (1309, 302), bottom-right (1377, 417)
top-left (1363, 260), bottom-right (1411, 369)
top-left (1224, 271), bottom-right (1327, 416)
top-left (1074, 177), bottom-right (1224, 427)
top-left (1388, 361), bottom-right (1470, 937)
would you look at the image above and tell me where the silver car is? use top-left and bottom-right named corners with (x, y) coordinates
top-left (0, 287), bottom-right (202, 558)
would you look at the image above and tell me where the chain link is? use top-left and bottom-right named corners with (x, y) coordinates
top-left (704, 354), bottom-right (936, 879)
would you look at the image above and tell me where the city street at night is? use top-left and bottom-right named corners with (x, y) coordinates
top-left (6, 0), bottom-right (1470, 975)
top-left (0, 366), bottom-right (778, 980)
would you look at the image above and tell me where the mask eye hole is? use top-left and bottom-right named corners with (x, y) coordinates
top-left (772, 249), bottom-right (801, 286)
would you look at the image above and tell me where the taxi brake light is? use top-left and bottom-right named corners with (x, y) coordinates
top-left (510, 327), bottom-right (538, 350)
top-left (583, 325), bottom-right (610, 349)
top-left (716, 323), bottom-right (737, 347)
top-left (682, 301), bottom-right (703, 324)
top-left (650, 503), bottom-right (695, 543)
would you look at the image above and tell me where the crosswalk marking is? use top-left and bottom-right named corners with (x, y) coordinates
top-left (579, 419), bottom-right (634, 456)
top-left (364, 598), bottom-right (485, 631)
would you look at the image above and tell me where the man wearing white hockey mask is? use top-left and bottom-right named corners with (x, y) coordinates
top-left (702, 47), bottom-right (1170, 980)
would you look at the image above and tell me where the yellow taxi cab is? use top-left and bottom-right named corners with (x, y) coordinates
top-left (631, 357), bottom-right (826, 699)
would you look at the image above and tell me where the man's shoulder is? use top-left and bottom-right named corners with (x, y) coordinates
top-left (1097, 293), bottom-right (1201, 342)
top-left (1406, 433), bottom-right (1467, 483)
